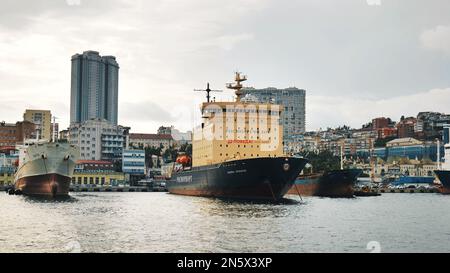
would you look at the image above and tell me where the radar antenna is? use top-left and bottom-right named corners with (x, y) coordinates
top-left (194, 83), bottom-right (223, 103)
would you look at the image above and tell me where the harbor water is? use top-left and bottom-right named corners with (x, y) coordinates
top-left (0, 192), bottom-right (449, 253)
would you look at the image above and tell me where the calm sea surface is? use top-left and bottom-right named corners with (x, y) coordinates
top-left (0, 192), bottom-right (449, 253)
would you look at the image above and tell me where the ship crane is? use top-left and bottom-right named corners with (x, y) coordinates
top-left (194, 83), bottom-right (222, 103)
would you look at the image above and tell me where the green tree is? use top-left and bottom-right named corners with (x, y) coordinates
top-left (374, 136), bottom-right (396, 148)
top-left (145, 146), bottom-right (163, 168)
top-left (300, 150), bottom-right (341, 173)
top-left (179, 143), bottom-right (192, 157)
top-left (163, 146), bottom-right (179, 163)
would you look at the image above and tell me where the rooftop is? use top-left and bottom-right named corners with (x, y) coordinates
top-left (76, 160), bottom-right (113, 165)
top-left (386, 137), bottom-right (423, 147)
top-left (130, 133), bottom-right (173, 140)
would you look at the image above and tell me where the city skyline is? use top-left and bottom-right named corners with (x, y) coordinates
top-left (1, 0), bottom-right (450, 134)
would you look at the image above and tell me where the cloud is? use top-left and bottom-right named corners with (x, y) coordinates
top-left (420, 25), bottom-right (450, 55)
top-left (120, 101), bottom-right (178, 123)
top-left (215, 33), bottom-right (254, 51)
top-left (1, 0), bottom-right (450, 135)
top-left (119, 100), bottom-right (198, 133)
top-left (366, 0), bottom-right (382, 6)
top-left (307, 88), bottom-right (450, 130)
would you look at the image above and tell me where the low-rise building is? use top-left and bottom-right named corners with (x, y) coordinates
top-left (71, 172), bottom-right (126, 187)
top-left (122, 149), bottom-right (146, 185)
top-left (383, 138), bottom-right (442, 161)
top-left (372, 117), bottom-right (390, 130)
top-left (129, 133), bottom-right (174, 149)
top-left (75, 160), bottom-right (115, 172)
top-left (59, 129), bottom-right (69, 142)
top-left (386, 137), bottom-right (423, 148)
top-left (72, 160), bottom-right (125, 186)
top-left (0, 121), bottom-right (35, 146)
top-left (417, 112), bottom-right (450, 140)
top-left (0, 167), bottom-right (15, 186)
top-left (397, 117), bottom-right (417, 138)
top-left (377, 127), bottom-right (397, 139)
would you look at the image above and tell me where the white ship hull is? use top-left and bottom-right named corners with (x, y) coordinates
top-left (14, 142), bottom-right (79, 197)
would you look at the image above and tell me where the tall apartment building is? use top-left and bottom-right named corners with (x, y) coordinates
top-left (241, 87), bottom-right (306, 142)
top-left (69, 119), bottom-right (130, 162)
top-left (70, 51), bottom-right (119, 125)
top-left (23, 109), bottom-right (51, 141)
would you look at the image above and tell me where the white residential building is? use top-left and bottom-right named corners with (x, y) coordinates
top-left (69, 119), bottom-right (130, 161)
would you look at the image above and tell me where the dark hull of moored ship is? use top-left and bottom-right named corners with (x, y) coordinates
top-left (15, 173), bottom-right (71, 197)
top-left (167, 157), bottom-right (308, 201)
top-left (287, 169), bottom-right (362, 198)
top-left (434, 170), bottom-right (450, 194)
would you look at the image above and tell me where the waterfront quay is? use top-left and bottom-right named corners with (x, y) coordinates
top-left (379, 188), bottom-right (439, 194)
top-left (69, 185), bottom-right (166, 193)
top-left (1, 185), bottom-right (166, 193)
top-left (1, 185), bottom-right (440, 195)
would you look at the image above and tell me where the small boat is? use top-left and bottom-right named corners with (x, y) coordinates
top-left (354, 186), bottom-right (381, 197)
top-left (434, 133), bottom-right (450, 194)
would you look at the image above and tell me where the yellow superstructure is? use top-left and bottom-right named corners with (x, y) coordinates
top-left (192, 73), bottom-right (285, 167)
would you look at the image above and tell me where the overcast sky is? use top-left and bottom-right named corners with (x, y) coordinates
top-left (1, 0), bottom-right (450, 133)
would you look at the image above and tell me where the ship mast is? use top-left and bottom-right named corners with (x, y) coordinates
top-left (194, 83), bottom-right (222, 103)
top-left (437, 138), bottom-right (441, 171)
top-left (52, 116), bottom-right (58, 143)
top-left (226, 72), bottom-right (247, 102)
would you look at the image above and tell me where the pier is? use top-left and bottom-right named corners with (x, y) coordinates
top-left (378, 188), bottom-right (440, 194)
top-left (1, 185), bottom-right (166, 193)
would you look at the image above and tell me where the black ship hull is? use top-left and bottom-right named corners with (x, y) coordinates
top-left (434, 170), bottom-right (450, 194)
top-left (288, 169), bottom-right (362, 198)
top-left (167, 157), bottom-right (308, 201)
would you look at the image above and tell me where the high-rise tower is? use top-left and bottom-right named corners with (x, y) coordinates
top-left (70, 51), bottom-right (119, 125)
